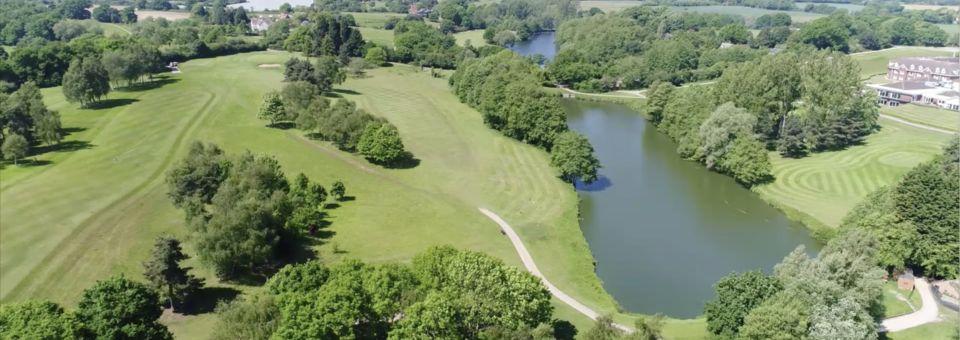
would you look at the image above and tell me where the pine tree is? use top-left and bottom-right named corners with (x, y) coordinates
top-left (143, 236), bottom-right (204, 311)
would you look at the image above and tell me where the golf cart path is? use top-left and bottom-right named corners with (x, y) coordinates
top-left (478, 208), bottom-right (633, 333)
top-left (881, 278), bottom-right (940, 332)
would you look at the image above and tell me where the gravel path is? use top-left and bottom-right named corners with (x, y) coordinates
top-left (478, 208), bottom-right (633, 333)
top-left (881, 278), bottom-right (941, 332)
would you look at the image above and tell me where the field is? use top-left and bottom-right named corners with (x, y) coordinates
top-left (903, 4), bottom-right (960, 11)
top-left (579, 1), bottom-right (825, 23)
top-left (135, 9), bottom-right (191, 21)
top-left (795, 1), bottom-right (865, 12)
top-left (346, 11), bottom-right (406, 28)
top-left (0, 51), bottom-right (713, 337)
top-left (937, 23), bottom-right (959, 36)
top-left (881, 105), bottom-right (960, 133)
top-left (454, 29), bottom-right (489, 47)
top-left (754, 119), bottom-right (952, 231)
top-left (356, 27), bottom-right (395, 47)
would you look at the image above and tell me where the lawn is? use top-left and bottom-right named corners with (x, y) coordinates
top-left (1, 51), bottom-right (708, 337)
top-left (852, 47), bottom-right (959, 79)
top-left (881, 105), bottom-right (960, 133)
top-left (454, 29), bottom-right (488, 47)
top-left (356, 26), bottom-right (395, 47)
top-left (937, 23), bottom-right (959, 36)
top-left (345, 11), bottom-right (405, 28)
top-left (754, 119), bottom-right (952, 231)
top-left (882, 281), bottom-right (922, 318)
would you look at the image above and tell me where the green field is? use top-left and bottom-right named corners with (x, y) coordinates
top-left (754, 119), bottom-right (952, 230)
top-left (454, 29), bottom-right (488, 47)
top-left (937, 23), bottom-right (959, 36)
top-left (356, 26), bottom-right (395, 47)
top-left (882, 281), bottom-right (922, 318)
top-left (346, 11), bottom-right (405, 28)
top-left (0, 50), bottom-right (711, 337)
top-left (881, 105), bottom-right (960, 133)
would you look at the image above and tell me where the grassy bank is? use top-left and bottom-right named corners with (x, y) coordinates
top-left (881, 105), bottom-right (960, 133)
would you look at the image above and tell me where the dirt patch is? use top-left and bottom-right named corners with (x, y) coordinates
top-left (136, 10), bottom-right (191, 21)
top-left (258, 64), bottom-right (282, 68)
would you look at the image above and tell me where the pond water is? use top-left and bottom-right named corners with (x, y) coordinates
top-left (513, 34), bottom-right (821, 318)
top-left (509, 31), bottom-right (558, 62)
top-left (228, 0), bottom-right (312, 11)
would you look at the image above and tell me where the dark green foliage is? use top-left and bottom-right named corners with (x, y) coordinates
top-left (285, 173), bottom-right (327, 232)
top-left (282, 57), bottom-right (346, 93)
top-left (211, 294), bottom-right (280, 340)
top-left (102, 42), bottom-right (163, 87)
top-left (753, 13), bottom-right (791, 29)
top-left (644, 81), bottom-right (674, 125)
top-left (365, 46), bottom-right (388, 66)
top-left (284, 12), bottom-right (364, 58)
top-left (93, 4), bottom-right (122, 23)
top-left (393, 20), bottom-right (461, 69)
top-left (777, 115), bottom-right (806, 158)
top-left (1, 133), bottom-right (29, 164)
top-left (738, 290), bottom-right (811, 340)
top-left (704, 271), bottom-right (781, 337)
top-left (357, 121), bottom-right (407, 165)
top-left (75, 276), bottom-right (172, 340)
top-left (316, 100), bottom-right (382, 151)
top-left (62, 57), bottom-right (111, 107)
top-left (165, 141), bottom-right (230, 209)
top-left (0, 300), bottom-right (81, 339)
top-left (0, 82), bottom-right (62, 160)
top-left (718, 137), bottom-right (772, 185)
top-left (142, 236), bottom-right (204, 311)
top-left (582, 315), bottom-right (622, 340)
top-left (267, 260), bottom-right (331, 296)
top-left (754, 26), bottom-right (791, 48)
top-left (794, 15), bottom-right (850, 52)
top-left (450, 50), bottom-right (570, 149)
top-left (550, 131), bottom-right (601, 184)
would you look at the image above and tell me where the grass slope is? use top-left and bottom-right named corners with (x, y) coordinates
top-left (454, 29), bottom-right (488, 47)
top-left (881, 105), bottom-right (960, 133)
top-left (882, 281), bottom-right (922, 318)
top-left (356, 26), bottom-right (395, 47)
top-left (754, 120), bottom-right (952, 230)
top-left (346, 11), bottom-right (405, 28)
top-left (3, 52), bottom-right (706, 337)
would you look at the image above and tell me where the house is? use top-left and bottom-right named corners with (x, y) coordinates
top-left (887, 57), bottom-right (960, 83)
top-left (250, 16), bottom-right (274, 32)
top-left (898, 270), bottom-right (915, 291)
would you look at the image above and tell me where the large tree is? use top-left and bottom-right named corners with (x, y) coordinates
top-left (357, 121), bottom-right (407, 165)
top-left (704, 271), bottom-right (782, 337)
top-left (550, 131), bottom-right (601, 184)
top-left (0, 300), bottom-right (81, 339)
top-left (165, 141), bottom-right (230, 210)
top-left (62, 57), bottom-right (110, 107)
top-left (75, 276), bottom-right (172, 340)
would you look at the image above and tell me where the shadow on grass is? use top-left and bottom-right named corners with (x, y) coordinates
top-left (268, 122), bottom-right (296, 130)
top-left (61, 127), bottom-right (87, 136)
top-left (181, 286), bottom-right (241, 315)
top-left (333, 88), bottom-right (361, 95)
top-left (119, 77), bottom-right (180, 92)
top-left (0, 158), bottom-right (52, 168)
top-left (378, 152), bottom-right (420, 169)
top-left (83, 98), bottom-right (139, 110)
top-left (33, 140), bottom-right (93, 155)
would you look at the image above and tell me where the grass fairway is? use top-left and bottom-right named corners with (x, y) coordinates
top-left (881, 105), bottom-right (960, 133)
top-left (754, 120), bottom-right (952, 230)
top-left (356, 26), bottom-right (395, 47)
top-left (1, 51), bottom-right (712, 337)
top-left (454, 29), bottom-right (488, 47)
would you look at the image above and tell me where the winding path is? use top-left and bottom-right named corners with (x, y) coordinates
top-left (478, 208), bottom-right (633, 333)
top-left (881, 278), bottom-right (940, 332)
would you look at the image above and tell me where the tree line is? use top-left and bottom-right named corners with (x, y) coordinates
top-left (641, 49), bottom-right (877, 185)
top-left (704, 230), bottom-right (886, 339)
top-left (450, 50), bottom-right (600, 184)
top-left (212, 246), bottom-right (576, 339)
top-left (0, 83), bottom-right (63, 165)
top-left (841, 137), bottom-right (959, 280)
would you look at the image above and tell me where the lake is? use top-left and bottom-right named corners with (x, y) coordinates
top-left (513, 34), bottom-right (821, 318)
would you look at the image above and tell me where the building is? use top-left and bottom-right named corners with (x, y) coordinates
top-left (898, 271), bottom-right (916, 291)
top-left (250, 16), bottom-right (274, 32)
top-left (870, 81), bottom-right (960, 111)
top-left (887, 57), bottom-right (960, 83)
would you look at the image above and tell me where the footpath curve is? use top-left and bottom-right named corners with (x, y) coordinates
top-left (478, 208), bottom-right (633, 333)
top-left (881, 278), bottom-right (940, 332)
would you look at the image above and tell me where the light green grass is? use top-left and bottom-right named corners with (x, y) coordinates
top-left (852, 47), bottom-right (958, 79)
top-left (881, 105), bottom-right (960, 133)
top-left (0, 51), bottom-right (706, 338)
top-left (346, 11), bottom-right (405, 28)
top-left (882, 281), bottom-right (922, 318)
top-left (754, 120), bottom-right (952, 229)
top-left (357, 26), bottom-right (395, 48)
top-left (454, 29), bottom-right (488, 47)
top-left (938, 23), bottom-right (959, 36)
top-left (886, 310), bottom-right (960, 340)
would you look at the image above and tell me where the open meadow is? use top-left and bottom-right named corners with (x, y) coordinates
top-left (0, 51), bottom-right (712, 337)
top-left (579, 1), bottom-right (825, 22)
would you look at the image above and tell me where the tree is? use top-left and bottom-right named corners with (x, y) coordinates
top-left (59, 0), bottom-right (92, 20)
top-left (365, 46), bottom-right (388, 66)
top-left (34, 109), bottom-right (62, 146)
top-left (718, 24), bottom-right (751, 44)
top-left (357, 121), bottom-right (407, 165)
top-left (777, 114), bottom-right (806, 158)
top-left (143, 236), bottom-right (204, 311)
top-left (795, 16), bottom-right (850, 52)
top-left (550, 131), bottom-right (600, 184)
top-left (62, 57), bottom-right (110, 107)
top-left (121, 7), bottom-right (138, 24)
top-left (808, 297), bottom-right (876, 340)
top-left (165, 141), bottom-right (230, 209)
top-left (0, 300), bottom-right (81, 339)
top-left (211, 294), bottom-right (280, 340)
top-left (93, 4), bottom-right (121, 23)
top-left (331, 180), bottom-right (346, 201)
top-left (347, 58), bottom-right (368, 77)
top-left (644, 81), bottom-right (674, 125)
top-left (312, 56), bottom-right (346, 92)
top-left (704, 271), bottom-right (781, 337)
top-left (893, 156), bottom-right (959, 278)
top-left (75, 276), bottom-right (172, 340)
top-left (257, 90), bottom-right (287, 126)
top-left (696, 103), bottom-right (756, 170)
top-left (2, 133), bottom-right (29, 165)
top-left (738, 291), bottom-right (810, 340)
top-left (630, 314), bottom-right (664, 340)
top-left (582, 315), bottom-right (623, 340)
top-left (718, 137), bottom-right (772, 186)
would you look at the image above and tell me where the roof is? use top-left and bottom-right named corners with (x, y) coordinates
top-left (877, 81), bottom-right (937, 91)
top-left (889, 57), bottom-right (960, 78)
